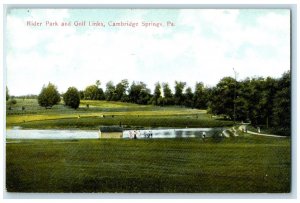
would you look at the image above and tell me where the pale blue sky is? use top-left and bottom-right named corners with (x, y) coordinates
top-left (6, 9), bottom-right (290, 96)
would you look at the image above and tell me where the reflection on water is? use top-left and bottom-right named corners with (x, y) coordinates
top-left (123, 128), bottom-right (224, 139)
top-left (163, 131), bottom-right (171, 136)
top-left (6, 127), bottom-right (224, 140)
top-left (6, 129), bottom-right (99, 139)
top-left (176, 130), bottom-right (183, 138)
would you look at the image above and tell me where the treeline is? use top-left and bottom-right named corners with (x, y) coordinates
top-left (7, 71), bottom-right (290, 135)
top-left (79, 79), bottom-right (210, 108)
top-left (78, 72), bottom-right (290, 133)
top-left (209, 72), bottom-right (290, 135)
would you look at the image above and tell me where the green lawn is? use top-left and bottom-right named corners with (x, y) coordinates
top-left (7, 99), bottom-right (232, 129)
top-left (6, 99), bottom-right (290, 193)
top-left (6, 136), bottom-right (291, 193)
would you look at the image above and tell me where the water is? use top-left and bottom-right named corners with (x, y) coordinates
top-left (6, 129), bottom-right (99, 139)
top-left (6, 127), bottom-right (224, 140)
top-left (123, 128), bottom-right (224, 139)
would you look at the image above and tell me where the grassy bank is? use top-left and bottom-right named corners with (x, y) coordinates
top-left (13, 115), bottom-right (233, 129)
top-left (6, 99), bottom-right (233, 129)
top-left (6, 136), bottom-right (291, 193)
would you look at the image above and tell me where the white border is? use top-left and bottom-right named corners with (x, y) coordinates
top-left (1, 0), bottom-right (299, 201)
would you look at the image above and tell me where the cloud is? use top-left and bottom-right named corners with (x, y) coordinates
top-left (6, 9), bottom-right (290, 95)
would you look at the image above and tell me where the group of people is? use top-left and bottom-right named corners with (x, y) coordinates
top-left (127, 130), bottom-right (207, 139)
top-left (128, 130), bottom-right (153, 139)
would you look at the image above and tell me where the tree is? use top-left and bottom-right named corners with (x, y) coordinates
top-left (6, 86), bottom-right (9, 101)
top-left (237, 77), bottom-right (277, 126)
top-left (184, 87), bottom-right (194, 108)
top-left (209, 77), bottom-right (236, 119)
top-left (105, 81), bottom-right (116, 101)
top-left (245, 77), bottom-right (270, 126)
top-left (8, 99), bottom-right (17, 105)
top-left (79, 90), bottom-right (85, 100)
top-left (84, 84), bottom-right (105, 100)
top-left (193, 82), bottom-right (208, 109)
top-left (174, 81), bottom-right (186, 105)
top-left (235, 78), bottom-right (252, 122)
top-left (115, 79), bottom-right (129, 101)
top-left (272, 71), bottom-right (290, 135)
top-left (262, 77), bottom-right (277, 127)
top-left (128, 81), bottom-right (151, 104)
top-left (63, 87), bottom-right (80, 109)
top-left (162, 82), bottom-right (174, 105)
top-left (153, 82), bottom-right (162, 105)
top-left (38, 82), bottom-right (61, 108)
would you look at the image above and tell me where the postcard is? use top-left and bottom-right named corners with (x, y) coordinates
top-left (5, 7), bottom-right (291, 194)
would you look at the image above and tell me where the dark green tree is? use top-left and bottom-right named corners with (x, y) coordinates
top-left (184, 87), bottom-right (194, 108)
top-left (235, 78), bottom-right (252, 122)
top-left (153, 82), bottom-right (162, 105)
top-left (209, 77), bottom-right (236, 119)
top-left (105, 81), bottom-right (116, 101)
top-left (246, 77), bottom-right (269, 125)
top-left (193, 82), bottom-right (208, 109)
top-left (84, 84), bottom-right (105, 100)
top-left (162, 82), bottom-right (174, 105)
top-left (262, 77), bottom-right (277, 127)
top-left (115, 79), bottom-right (129, 101)
top-left (79, 90), bottom-right (85, 99)
top-left (272, 71), bottom-right (290, 135)
top-left (174, 81), bottom-right (186, 105)
top-left (128, 82), bottom-right (151, 104)
top-left (63, 87), bottom-right (80, 109)
top-left (37, 82), bottom-right (61, 108)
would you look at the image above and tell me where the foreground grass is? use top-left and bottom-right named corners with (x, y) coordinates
top-left (7, 99), bottom-right (232, 129)
top-left (6, 136), bottom-right (290, 193)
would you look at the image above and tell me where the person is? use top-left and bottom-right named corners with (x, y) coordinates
top-left (146, 130), bottom-right (150, 138)
top-left (133, 130), bottom-right (137, 139)
top-left (257, 127), bottom-right (260, 133)
top-left (202, 132), bottom-right (206, 138)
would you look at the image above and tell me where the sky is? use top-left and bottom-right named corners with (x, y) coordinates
top-left (6, 9), bottom-right (290, 96)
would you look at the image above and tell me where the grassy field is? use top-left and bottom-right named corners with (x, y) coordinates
top-left (6, 99), bottom-right (233, 129)
top-left (6, 99), bottom-right (290, 193)
top-left (6, 135), bottom-right (290, 193)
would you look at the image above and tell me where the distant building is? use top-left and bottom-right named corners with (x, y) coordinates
top-left (99, 126), bottom-right (123, 139)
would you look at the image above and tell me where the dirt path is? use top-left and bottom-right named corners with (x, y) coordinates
top-left (239, 125), bottom-right (285, 138)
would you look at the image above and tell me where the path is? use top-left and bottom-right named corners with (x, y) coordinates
top-left (239, 125), bottom-right (285, 138)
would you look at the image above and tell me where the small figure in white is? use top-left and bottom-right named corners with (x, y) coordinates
top-left (202, 132), bottom-right (206, 138)
top-left (257, 127), bottom-right (260, 133)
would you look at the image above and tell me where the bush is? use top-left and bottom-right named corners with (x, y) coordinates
top-left (8, 99), bottom-right (17, 105)
top-left (38, 83), bottom-right (61, 108)
top-left (63, 87), bottom-right (80, 109)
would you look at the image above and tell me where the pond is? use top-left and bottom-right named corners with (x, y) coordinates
top-left (6, 127), bottom-right (225, 140)
top-left (6, 129), bottom-right (99, 139)
top-left (123, 128), bottom-right (224, 139)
